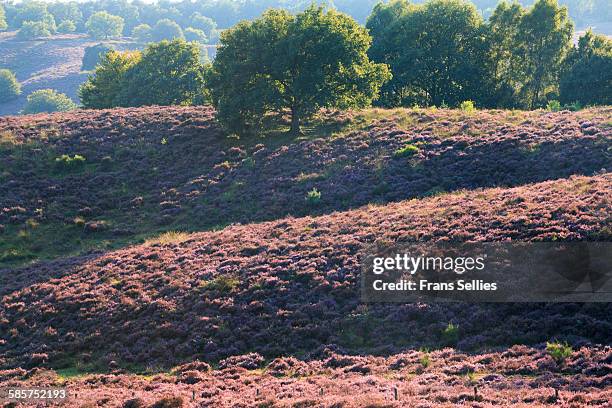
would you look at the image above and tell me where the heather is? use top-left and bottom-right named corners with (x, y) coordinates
top-left (1, 106), bottom-right (610, 266)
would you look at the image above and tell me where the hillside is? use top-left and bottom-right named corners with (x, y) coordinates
top-left (0, 106), bottom-right (611, 407)
top-left (0, 33), bottom-right (137, 116)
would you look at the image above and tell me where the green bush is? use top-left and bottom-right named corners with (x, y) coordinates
top-left (394, 144), bottom-right (419, 157)
top-left (200, 276), bottom-right (239, 293)
top-left (17, 21), bottom-right (52, 40)
top-left (441, 322), bottom-right (459, 345)
top-left (57, 20), bottom-right (76, 33)
top-left (546, 341), bottom-right (573, 365)
top-left (305, 188), bottom-right (322, 205)
top-left (0, 69), bottom-right (21, 102)
top-left (81, 43), bottom-right (114, 71)
top-left (55, 154), bottom-right (86, 170)
top-left (460, 100), bottom-right (476, 113)
top-left (22, 89), bottom-right (77, 114)
top-left (546, 100), bottom-right (561, 112)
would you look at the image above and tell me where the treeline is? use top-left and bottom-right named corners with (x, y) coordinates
top-left (0, 0), bottom-right (610, 41)
top-left (72, 0), bottom-right (610, 134)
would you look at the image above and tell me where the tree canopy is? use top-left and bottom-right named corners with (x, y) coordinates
top-left (209, 6), bottom-right (390, 135)
top-left (151, 19), bottom-right (184, 42)
top-left (86, 11), bottom-right (124, 39)
top-left (0, 69), bottom-right (21, 102)
top-left (22, 89), bottom-right (77, 114)
top-left (560, 30), bottom-right (612, 106)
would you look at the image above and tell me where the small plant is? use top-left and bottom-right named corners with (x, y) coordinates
top-left (305, 188), bottom-right (321, 205)
top-left (546, 100), bottom-right (561, 112)
top-left (394, 144), bottom-right (419, 157)
top-left (546, 341), bottom-right (573, 365)
top-left (419, 348), bottom-right (431, 368)
top-left (161, 137), bottom-right (168, 145)
top-left (466, 370), bottom-right (477, 385)
top-left (55, 154), bottom-right (86, 170)
top-left (442, 322), bottom-right (459, 345)
top-left (459, 100), bottom-right (476, 113)
top-left (200, 276), bottom-right (240, 293)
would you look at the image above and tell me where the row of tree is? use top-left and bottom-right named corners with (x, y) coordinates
top-left (78, 1), bottom-right (610, 132)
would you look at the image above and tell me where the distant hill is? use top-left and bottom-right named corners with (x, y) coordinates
top-left (0, 32), bottom-right (136, 116)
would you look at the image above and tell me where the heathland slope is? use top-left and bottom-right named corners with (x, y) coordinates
top-left (1, 106), bottom-right (610, 266)
top-left (0, 106), bottom-right (611, 407)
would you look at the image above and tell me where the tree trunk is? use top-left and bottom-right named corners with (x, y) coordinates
top-left (290, 106), bottom-right (301, 135)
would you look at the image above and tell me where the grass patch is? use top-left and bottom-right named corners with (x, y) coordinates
top-left (145, 231), bottom-right (190, 246)
top-left (394, 144), bottom-right (419, 157)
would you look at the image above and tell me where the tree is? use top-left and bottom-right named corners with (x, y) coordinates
top-left (516, 0), bottom-right (573, 108)
top-left (0, 4), bottom-right (7, 31)
top-left (190, 13), bottom-right (216, 37)
top-left (86, 11), bottom-right (124, 40)
top-left (79, 50), bottom-right (141, 109)
top-left (81, 43), bottom-right (115, 70)
top-left (132, 23), bottom-right (152, 43)
top-left (559, 30), bottom-right (612, 106)
top-left (17, 20), bottom-right (52, 39)
top-left (22, 89), bottom-right (77, 114)
top-left (185, 27), bottom-right (207, 44)
top-left (116, 40), bottom-right (206, 107)
top-left (366, 0), bottom-right (486, 108)
top-left (151, 19), bottom-right (184, 42)
top-left (48, 2), bottom-right (82, 28)
top-left (12, 1), bottom-right (55, 30)
top-left (209, 6), bottom-right (390, 135)
top-left (484, 1), bottom-right (525, 108)
top-left (57, 20), bottom-right (76, 33)
top-left (0, 69), bottom-right (21, 102)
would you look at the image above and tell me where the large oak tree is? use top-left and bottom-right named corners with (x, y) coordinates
top-left (208, 6), bottom-right (390, 135)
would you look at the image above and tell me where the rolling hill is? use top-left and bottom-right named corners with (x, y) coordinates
top-left (0, 106), bottom-right (610, 407)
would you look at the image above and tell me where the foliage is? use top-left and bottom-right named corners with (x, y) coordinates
top-left (80, 50), bottom-right (141, 109)
top-left (55, 154), bottom-right (86, 170)
top-left (442, 322), bottom-right (459, 345)
top-left (23, 89), bottom-right (77, 114)
top-left (546, 100), bottom-right (561, 112)
top-left (57, 20), bottom-right (76, 33)
top-left (394, 144), bottom-right (419, 157)
top-left (0, 69), bottom-right (21, 102)
top-left (559, 30), bottom-right (612, 106)
top-left (460, 100), bottom-right (476, 112)
top-left (184, 27), bottom-right (207, 44)
top-left (367, 0), bottom-right (487, 108)
top-left (200, 276), bottom-right (240, 293)
top-left (86, 11), bottom-right (124, 40)
top-left (117, 40), bottom-right (206, 107)
top-left (190, 13), bottom-right (216, 37)
top-left (132, 23), bottom-right (152, 43)
top-left (151, 19), bottom-right (184, 42)
top-left (209, 6), bottom-right (390, 135)
top-left (16, 20), bottom-right (52, 39)
top-left (11, 1), bottom-right (56, 31)
top-left (81, 43), bottom-right (115, 71)
top-left (546, 341), bottom-right (573, 365)
top-left (0, 4), bottom-right (7, 31)
top-left (305, 188), bottom-right (322, 205)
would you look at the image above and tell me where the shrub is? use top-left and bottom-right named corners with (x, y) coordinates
top-left (546, 341), bottom-right (573, 365)
top-left (419, 351), bottom-right (431, 368)
top-left (0, 69), bottom-right (21, 102)
top-left (546, 100), bottom-right (561, 112)
top-left (150, 396), bottom-right (183, 408)
top-left (81, 43), bottom-right (114, 71)
top-left (305, 188), bottom-right (322, 205)
top-left (460, 100), bottom-right (476, 113)
top-left (442, 322), bottom-right (459, 345)
top-left (132, 24), bottom-right (152, 43)
top-left (22, 89), bottom-right (77, 114)
top-left (55, 154), bottom-right (86, 170)
top-left (57, 20), bottom-right (76, 33)
top-left (199, 276), bottom-right (239, 293)
top-left (394, 144), bottom-right (419, 157)
top-left (0, 4), bottom-right (7, 31)
top-left (17, 21), bottom-right (51, 40)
